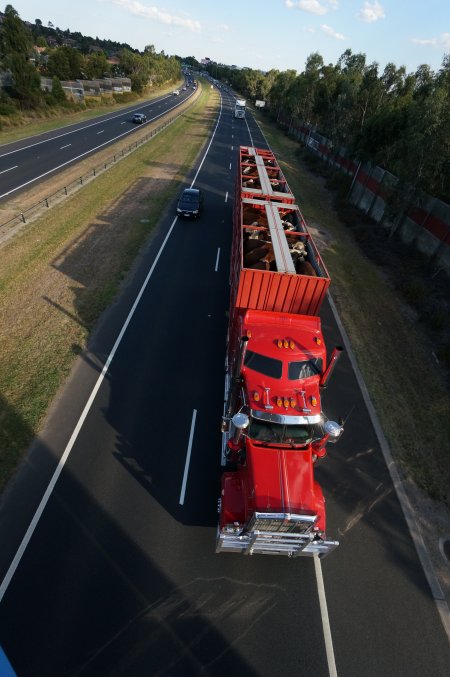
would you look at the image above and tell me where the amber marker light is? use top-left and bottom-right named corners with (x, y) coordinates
top-left (277, 339), bottom-right (283, 348)
top-left (254, 391), bottom-right (260, 402)
top-left (311, 396), bottom-right (317, 406)
top-left (277, 397), bottom-right (283, 407)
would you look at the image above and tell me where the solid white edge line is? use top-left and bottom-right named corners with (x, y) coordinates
top-left (326, 294), bottom-right (450, 641)
top-left (0, 97), bottom-right (192, 200)
top-left (189, 96), bottom-right (222, 188)
top-left (0, 213), bottom-right (178, 604)
top-left (215, 248), bottom-right (221, 272)
top-left (179, 409), bottom-right (197, 505)
top-left (249, 104), bottom-right (450, 642)
top-left (314, 555), bottom-right (338, 677)
top-left (225, 191), bottom-right (228, 202)
top-left (0, 91), bottom-right (225, 603)
top-left (0, 92), bottom-right (175, 159)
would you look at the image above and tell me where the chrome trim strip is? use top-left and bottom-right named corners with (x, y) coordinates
top-left (250, 409), bottom-right (323, 425)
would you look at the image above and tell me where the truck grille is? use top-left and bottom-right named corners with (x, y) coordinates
top-left (216, 512), bottom-right (339, 558)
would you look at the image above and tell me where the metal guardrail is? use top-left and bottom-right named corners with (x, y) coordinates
top-left (0, 94), bottom-right (198, 239)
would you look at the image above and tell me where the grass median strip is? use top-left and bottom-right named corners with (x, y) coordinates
top-left (0, 84), bottom-right (218, 491)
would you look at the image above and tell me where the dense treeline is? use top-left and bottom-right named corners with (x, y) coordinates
top-left (0, 4), bottom-right (181, 113)
top-left (209, 50), bottom-right (450, 202)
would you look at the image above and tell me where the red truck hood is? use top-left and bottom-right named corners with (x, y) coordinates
top-left (245, 439), bottom-right (324, 527)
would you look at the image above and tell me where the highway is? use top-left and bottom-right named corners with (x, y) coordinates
top-left (0, 85), bottom-right (449, 676)
top-left (0, 85), bottom-right (194, 200)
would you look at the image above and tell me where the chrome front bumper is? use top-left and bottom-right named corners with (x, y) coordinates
top-left (216, 526), bottom-right (338, 558)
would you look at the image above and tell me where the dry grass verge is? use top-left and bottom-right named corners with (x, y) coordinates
top-left (0, 83), bottom-right (218, 490)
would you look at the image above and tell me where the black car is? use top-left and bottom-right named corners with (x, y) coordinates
top-left (176, 188), bottom-right (203, 218)
top-left (132, 113), bottom-right (147, 124)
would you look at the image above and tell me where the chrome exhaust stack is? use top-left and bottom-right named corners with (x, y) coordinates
top-left (320, 346), bottom-right (343, 388)
top-left (222, 336), bottom-right (249, 431)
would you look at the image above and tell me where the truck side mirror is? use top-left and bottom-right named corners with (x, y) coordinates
top-left (324, 420), bottom-right (343, 443)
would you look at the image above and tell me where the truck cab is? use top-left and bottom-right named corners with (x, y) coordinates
top-left (234, 99), bottom-right (246, 118)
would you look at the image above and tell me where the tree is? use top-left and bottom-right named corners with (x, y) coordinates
top-left (0, 4), bottom-right (34, 55)
top-left (119, 48), bottom-right (149, 92)
top-left (0, 5), bottom-right (42, 107)
top-left (46, 46), bottom-right (84, 79)
top-left (46, 48), bottom-right (71, 80)
top-left (7, 51), bottom-right (42, 106)
top-left (267, 69), bottom-right (297, 120)
top-left (51, 75), bottom-right (66, 102)
top-left (84, 51), bottom-right (110, 79)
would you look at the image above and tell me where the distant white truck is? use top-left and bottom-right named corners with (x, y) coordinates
top-left (234, 99), bottom-right (246, 119)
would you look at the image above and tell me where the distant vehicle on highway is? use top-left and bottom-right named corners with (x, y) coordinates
top-left (173, 90), bottom-right (180, 95)
top-left (176, 188), bottom-right (203, 218)
top-left (132, 113), bottom-right (147, 124)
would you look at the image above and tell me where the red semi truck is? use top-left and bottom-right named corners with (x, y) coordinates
top-left (216, 146), bottom-right (344, 558)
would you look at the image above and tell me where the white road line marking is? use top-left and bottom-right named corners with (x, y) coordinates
top-left (326, 295), bottom-right (450, 641)
top-left (229, 163), bottom-right (231, 170)
top-left (0, 165), bottom-right (17, 175)
top-left (225, 191), bottom-right (228, 203)
top-left (0, 96), bottom-right (224, 602)
top-left (60, 144), bottom-right (71, 150)
top-left (179, 409), bottom-right (197, 505)
top-left (314, 555), bottom-right (338, 677)
top-left (0, 213), bottom-right (180, 604)
top-left (97, 130), bottom-right (104, 135)
top-left (215, 248), bottom-right (221, 271)
top-left (0, 99), bottom-right (187, 200)
top-left (0, 94), bottom-right (172, 160)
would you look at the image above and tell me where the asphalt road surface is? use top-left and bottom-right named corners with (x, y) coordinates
top-left (0, 86), bottom-right (449, 676)
top-left (0, 83), bottom-right (194, 201)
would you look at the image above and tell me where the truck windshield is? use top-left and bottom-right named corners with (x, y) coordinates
top-left (245, 350), bottom-right (282, 378)
top-left (288, 358), bottom-right (322, 380)
top-left (248, 418), bottom-right (314, 445)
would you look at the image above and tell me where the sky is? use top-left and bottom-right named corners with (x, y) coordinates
top-left (7, 0), bottom-right (450, 75)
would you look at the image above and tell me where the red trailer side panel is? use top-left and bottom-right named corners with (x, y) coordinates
top-left (236, 268), bottom-right (329, 316)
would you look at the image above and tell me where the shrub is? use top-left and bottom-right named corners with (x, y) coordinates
top-left (0, 101), bottom-right (18, 115)
top-left (113, 91), bottom-right (138, 104)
